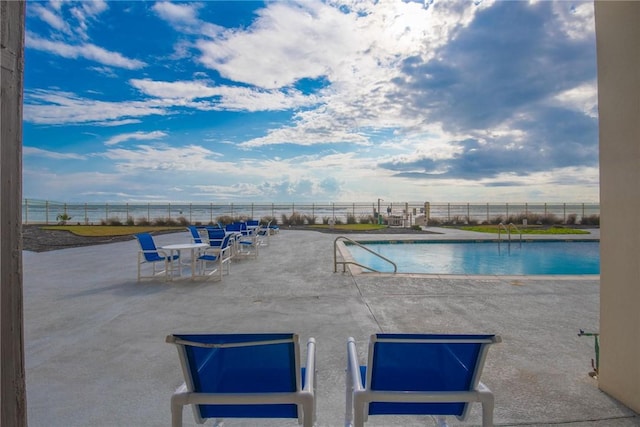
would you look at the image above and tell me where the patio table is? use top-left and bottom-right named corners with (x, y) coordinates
top-left (159, 243), bottom-right (209, 280)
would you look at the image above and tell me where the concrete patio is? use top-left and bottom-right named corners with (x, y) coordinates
top-left (23, 227), bottom-right (639, 426)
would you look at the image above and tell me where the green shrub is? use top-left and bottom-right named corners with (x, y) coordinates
top-left (293, 212), bottom-right (306, 225)
top-left (105, 216), bottom-right (122, 226)
top-left (176, 216), bottom-right (189, 226)
top-left (217, 215), bottom-right (234, 226)
top-left (581, 214), bottom-right (600, 226)
top-left (136, 217), bottom-right (151, 226)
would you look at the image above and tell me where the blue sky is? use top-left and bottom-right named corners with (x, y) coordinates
top-left (23, 0), bottom-right (599, 203)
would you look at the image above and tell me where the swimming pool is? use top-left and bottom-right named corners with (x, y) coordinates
top-left (344, 240), bottom-right (600, 275)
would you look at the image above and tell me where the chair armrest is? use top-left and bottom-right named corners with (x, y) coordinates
top-left (303, 338), bottom-right (316, 394)
top-left (347, 337), bottom-right (365, 392)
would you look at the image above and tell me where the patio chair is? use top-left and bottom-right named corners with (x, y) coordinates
top-left (346, 333), bottom-right (501, 427)
top-left (256, 220), bottom-right (272, 246)
top-left (226, 222), bottom-right (258, 258)
top-left (196, 234), bottom-right (233, 280)
top-left (166, 333), bottom-right (317, 427)
top-left (187, 225), bottom-right (204, 244)
top-left (135, 233), bottom-right (179, 281)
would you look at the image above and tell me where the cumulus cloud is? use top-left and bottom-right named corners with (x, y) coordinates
top-left (379, 1), bottom-right (598, 182)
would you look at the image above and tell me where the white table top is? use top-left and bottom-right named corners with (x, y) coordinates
top-left (160, 243), bottom-right (209, 250)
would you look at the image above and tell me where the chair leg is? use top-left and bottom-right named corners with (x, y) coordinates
top-left (352, 394), bottom-right (365, 427)
top-left (170, 398), bottom-right (183, 427)
top-left (345, 365), bottom-right (354, 426)
top-left (478, 383), bottom-right (495, 427)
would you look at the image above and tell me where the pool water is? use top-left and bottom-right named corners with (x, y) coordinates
top-left (345, 240), bottom-right (600, 275)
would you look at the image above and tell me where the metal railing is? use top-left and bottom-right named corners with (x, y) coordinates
top-left (334, 236), bottom-right (397, 273)
top-left (22, 199), bottom-right (600, 227)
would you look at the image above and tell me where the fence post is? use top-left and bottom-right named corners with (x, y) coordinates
top-left (45, 200), bottom-right (49, 224)
top-left (24, 199), bottom-right (28, 224)
top-left (84, 203), bottom-right (88, 225)
top-left (106, 203), bottom-right (109, 223)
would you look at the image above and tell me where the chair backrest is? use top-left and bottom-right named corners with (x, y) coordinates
top-left (206, 227), bottom-right (226, 246)
top-left (168, 333), bottom-right (301, 422)
top-left (136, 233), bottom-right (163, 262)
top-left (247, 219), bottom-right (260, 227)
top-left (366, 333), bottom-right (499, 418)
top-left (225, 222), bottom-right (242, 232)
top-left (187, 226), bottom-right (202, 243)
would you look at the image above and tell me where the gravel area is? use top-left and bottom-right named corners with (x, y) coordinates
top-left (22, 225), bottom-right (136, 252)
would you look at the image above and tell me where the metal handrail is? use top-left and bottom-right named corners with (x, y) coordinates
top-left (498, 222), bottom-right (522, 248)
top-left (334, 236), bottom-right (397, 273)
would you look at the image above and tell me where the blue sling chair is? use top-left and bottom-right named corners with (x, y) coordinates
top-left (187, 225), bottom-right (204, 244)
top-left (167, 333), bottom-right (316, 427)
top-left (135, 232), bottom-right (179, 281)
top-left (196, 233), bottom-right (233, 279)
top-left (346, 333), bottom-right (501, 427)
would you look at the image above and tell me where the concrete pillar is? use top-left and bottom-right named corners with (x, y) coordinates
top-left (0, 1), bottom-right (26, 425)
top-left (595, 1), bottom-right (640, 412)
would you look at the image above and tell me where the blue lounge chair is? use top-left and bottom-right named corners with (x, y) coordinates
top-left (346, 333), bottom-right (501, 427)
top-left (196, 234), bottom-right (233, 279)
top-left (166, 333), bottom-right (316, 427)
top-left (135, 233), bottom-right (179, 281)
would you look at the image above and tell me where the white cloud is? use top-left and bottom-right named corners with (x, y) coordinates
top-left (23, 90), bottom-right (168, 125)
top-left (551, 81), bottom-right (598, 118)
top-left (30, 3), bottom-right (72, 34)
top-left (26, 32), bottom-right (146, 69)
top-left (105, 131), bottom-right (168, 146)
top-left (23, 146), bottom-right (86, 160)
top-left (152, 1), bottom-right (223, 37)
top-left (102, 144), bottom-right (225, 172)
top-left (129, 78), bottom-right (319, 112)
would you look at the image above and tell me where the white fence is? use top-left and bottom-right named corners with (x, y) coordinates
top-left (22, 200), bottom-right (600, 227)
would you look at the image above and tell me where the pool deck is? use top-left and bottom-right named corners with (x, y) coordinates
top-left (23, 226), bottom-right (640, 426)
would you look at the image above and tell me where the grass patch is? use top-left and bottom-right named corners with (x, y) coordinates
top-left (455, 225), bottom-right (591, 235)
top-left (40, 225), bottom-right (184, 237)
top-left (308, 224), bottom-right (388, 231)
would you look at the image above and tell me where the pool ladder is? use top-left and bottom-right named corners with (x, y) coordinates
top-left (333, 236), bottom-right (397, 273)
top-left (498, 222), bottom-right (522, 250)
